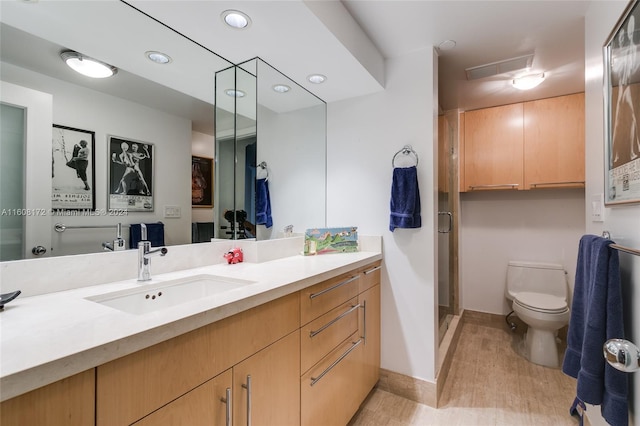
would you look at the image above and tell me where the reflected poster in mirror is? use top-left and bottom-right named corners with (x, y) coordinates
top-left (52, 124), bottom-right (96, 210)
top-left (108, 136), bottom-right (154, 212)
top-left (604, 0), bottom-right (640, 205)
top-left (192, 156), bottom-right (213, 207)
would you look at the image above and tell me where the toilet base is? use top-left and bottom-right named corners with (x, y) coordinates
top-left (524, 328), bottom-right (561, 368)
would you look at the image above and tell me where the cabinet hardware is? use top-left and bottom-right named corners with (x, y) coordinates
top-left (220, 387), bottom-right (232, 426)
top-left (310, 339), bottom-right (363, 386)
top-left (361, 300), bottom-right (367, 344)
top-left (529, 181), bottom-right (585, 188)
top-left (309, 303), bottom-right (361, 338)
top-left (363, 266), bottom-right (381, 275)
top-left (309, 276), bottom-right (358, 300)
top-left (241, 375), bottom-right (252, 426)
top-left (468, 184), bottom-right (519, 190)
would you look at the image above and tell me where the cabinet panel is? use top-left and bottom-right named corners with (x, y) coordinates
top-left (464, 103), bottom-right (524, 190)
top-left (134, 369), bottom-right (232, 426)
top-left (234, 331), bottom-right (301, 426)
top-left (301, 297), bottom-right (359, 374)
top-left (300, 272), bottom-right (360, 325)
top-left (0, 369), bottom-right (95, 426)
top-left (358, 284), bottom-right (381, 401)
top-left (524, 93), bottom-right (585, 189)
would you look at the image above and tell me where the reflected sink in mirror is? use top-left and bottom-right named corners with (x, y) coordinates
top-left (86, 274), bottom-right (254, 315)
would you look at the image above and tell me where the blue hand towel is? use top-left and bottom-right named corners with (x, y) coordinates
top-left (389, 166), bottom-right (421, 232)
top-left (129, 223), bottom-right (165, 248)
top-left (562, 234), bottom-right (627, 426)
top-left (256, 178), bottom-right (272, 228)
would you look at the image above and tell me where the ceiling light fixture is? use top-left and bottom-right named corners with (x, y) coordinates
top-left (512, 72), bottom-right (546, 90)
top-left (146, 51), bottom-right (172, 64)
top-left (60, 50), bottom-right (117, 78)
top-left (272, 84), bottom-right (291, 93)
top-left (225, 89), bottom-right (246, 98)
top-left (438, 40), bottom-right (456, 51)
top-left (307, 74), bottom-right (326, 84)
top-left (222, 10), bottom-right (251, 29)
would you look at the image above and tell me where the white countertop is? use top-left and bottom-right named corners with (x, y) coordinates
top-left (0, 251), bottom-right (381, 402)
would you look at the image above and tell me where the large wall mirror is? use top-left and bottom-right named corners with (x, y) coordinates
top-left (0, 1), bottom-right (327, 261)
top-left (215, 58), bottom-right (327, 240)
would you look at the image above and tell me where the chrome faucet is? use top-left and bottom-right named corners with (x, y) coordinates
top-left (103, 223), bottom-right (126, 252)
top-left (137, 223), bottom-right (168, 281)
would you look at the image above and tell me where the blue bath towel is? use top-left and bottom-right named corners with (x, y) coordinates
top-left (562, 234), bottom-right (627, 426)
top-left (129, 222), bottom-right (165, 248)
top-left (256, 178), bottom-right (272, 228)
top-left (389, 166), bottom-right (421, 232)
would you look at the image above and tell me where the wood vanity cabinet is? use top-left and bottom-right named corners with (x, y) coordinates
top-left (523, 92), bottom-right (585, 189)
top-left (0, 369), bottom-right (95, 426)
top-left (463, 103), bottom-right (524, 191)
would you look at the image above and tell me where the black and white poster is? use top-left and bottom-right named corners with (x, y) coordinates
top-left (108, 136), bottom-right (154, 212)
top-left (52, 124), bottom-right (95, 210)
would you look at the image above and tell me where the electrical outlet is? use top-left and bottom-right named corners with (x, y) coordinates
top-left (164, 205), bottom-right (181, 218)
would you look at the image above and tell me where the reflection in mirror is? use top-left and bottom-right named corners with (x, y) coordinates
top-left (215, 58), bottom-right (327, 240)
top-left (0, 0), bottom-right (233, 259)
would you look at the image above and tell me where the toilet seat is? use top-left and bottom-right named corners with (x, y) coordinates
top-left (514, 292), bottom-right (568, 314)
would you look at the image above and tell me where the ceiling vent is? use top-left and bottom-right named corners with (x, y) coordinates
top-left (465, 54), bottom-right (534, 80)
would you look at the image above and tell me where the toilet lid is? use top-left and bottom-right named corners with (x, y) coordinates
top-left (514, 292), bottom-right (568, 313)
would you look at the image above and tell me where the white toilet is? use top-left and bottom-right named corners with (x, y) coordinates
top-left (505, 260), bottom-right (570, 368)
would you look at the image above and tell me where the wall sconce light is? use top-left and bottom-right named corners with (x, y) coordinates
top-left (512, 72), bottom-right (545, 90)
top-left (60, 50), bottom-right (117, 78)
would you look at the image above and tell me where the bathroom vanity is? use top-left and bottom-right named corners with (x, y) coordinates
top-left (0, 243), bottom-right (381, 426)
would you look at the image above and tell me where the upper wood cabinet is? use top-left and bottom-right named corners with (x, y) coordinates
top-left (463, 103), bottom-right (524, 191)
top-left (461, 93), bottom-right (585, 192)
top-left (523, 93), bottom-right (585, 189)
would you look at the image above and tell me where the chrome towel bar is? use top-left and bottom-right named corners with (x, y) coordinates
top-left (54, 223), bottom-right (130, 233)
top-left (602, 231), bottom-right (640, 257)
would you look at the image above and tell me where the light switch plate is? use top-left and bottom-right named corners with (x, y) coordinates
top-left (164, 205), bottom-right (181, 218)
top-left (591, 194), bottom-right (604, 222)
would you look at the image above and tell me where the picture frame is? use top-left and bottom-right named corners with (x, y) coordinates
top-left (108, 135), bottom-right (154, 212)
top-left (52, 124), bottom-right (96, 210)
top-left (192, 155), bottom-right (214, 207)
top-left (603, 0), bottom-right (640, 205)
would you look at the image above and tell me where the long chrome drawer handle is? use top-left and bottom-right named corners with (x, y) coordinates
top-left (363, 265), bottom-right (381, 275)
top-left (309, 304), bottom-right (361, 338)
top-left (220, 387), bottom-right (232, 426)
top-left (530, 181), bottom-right (585, 188)
top-left (241, 375), bottom-right (251, 426)
top-left (309, 276), bottom-right (358, 300)
top-left (469, 184), bottom-right (519, 190)
top-left (310, 339), bottom-right (363, 386)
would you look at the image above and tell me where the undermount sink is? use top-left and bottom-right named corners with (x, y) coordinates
top-left (86, 274), bottom-right (255, 315)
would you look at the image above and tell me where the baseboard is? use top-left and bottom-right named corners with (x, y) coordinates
top-left (436, 314), bottom-right (463, 407)
top-left (377, 368), bottom-right (437, 408)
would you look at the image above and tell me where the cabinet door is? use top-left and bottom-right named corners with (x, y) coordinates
top-left (524, 93), bottom-right (585, 189)
top-left (0, 369), bottom-right (95, 426)
top-left (358, 284), bottom-right (381, 401)
top-left (134, 369), bottom-right (232, 426)
top-left (233, 331), bottom-right (300, 426)
top-left (464, 103), bottom-right (524, 190)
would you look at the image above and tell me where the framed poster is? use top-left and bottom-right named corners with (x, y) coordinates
top-left (604, 0), bottom-right (640, 205)
top-left (192, 155), bottom-right (213, 207)
top-left (52, 124), bottom-right (96, 210)
top-left (108, 135), bottom-right (154, 212)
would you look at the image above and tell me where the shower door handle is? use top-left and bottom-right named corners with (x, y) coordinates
top-left (438, 212), bottom-right (452, 233)
top-left (604, 339), bottom-right (640, 372)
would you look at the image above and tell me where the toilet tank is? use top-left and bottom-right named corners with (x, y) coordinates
top-left (505, 260), bottom-right (567, 301)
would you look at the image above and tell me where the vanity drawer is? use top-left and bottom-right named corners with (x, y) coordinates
top-left (301, 333), bottom-right (364, 426)
top-left (359, 261), bottom-right (381, 293)
top-left (300, 272), bottom-right (360, 326)
top-left (300, 297), bottom-right (360, 374)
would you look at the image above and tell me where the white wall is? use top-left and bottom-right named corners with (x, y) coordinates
top-left (460, 189), bottom-right (585, 314)
top-left (2, 63), bottom-right (192, 254)
top-left (327, 49), bottom-right (438, 382)
top-left (584, 1), bottom-right (640, 425)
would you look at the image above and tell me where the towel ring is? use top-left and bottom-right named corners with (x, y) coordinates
top-left (257, 161), bottom-right (269, 180)
top-left (392, 145), bottom-right (419, 168)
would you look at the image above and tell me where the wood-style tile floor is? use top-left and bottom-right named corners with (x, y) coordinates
top-left (349, 320), bottom-right (579, 425)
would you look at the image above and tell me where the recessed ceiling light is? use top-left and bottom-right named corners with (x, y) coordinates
top-left (225, 89), bottom-right (246, 98)
top-left (307, 74), bottom-right (327, 84)
top-left (60, 50), bottom-right (117, 78)
top-left (512, 72), bottom-right (545, 90)
top-left (272, 84), bottom-right (291, 93)
top-left (222, 10), bottom-right (251, 29)
top-left (146, 51), bottom-right (172, 64)
top-left (438, 40), bottom-right (456, 51)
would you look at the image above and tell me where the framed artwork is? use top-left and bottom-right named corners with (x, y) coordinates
top-left (108, 135), bottom-right (154, 212)
top-left (604, 0), bottom-right (640, 205)
top-left (192, 155), bottom-right (213, 207)
top-left (52, 124), bottom-right (96, 210)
